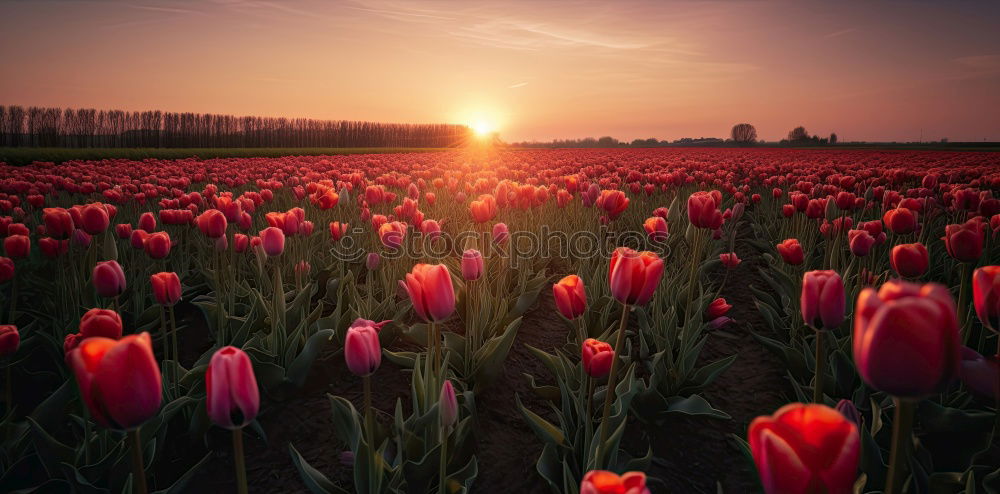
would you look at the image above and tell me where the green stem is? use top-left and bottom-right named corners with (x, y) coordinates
top-left (363, 375), bottom-right (374, 448)
top-left (958, 263), bottom-right (972, 344)
top-left (232, 427), bottom-right (248, 494)
top-left (599, 304), bottom-right (630, 449)
top-left (169, 306), bottom-right (179, 398)
top-left (128, 429), bottom-right (148, 494)
top-left (885, 398), bottom-right (916, 494)
top-left (82, 405), bottom-right (91, 464)
top-left (813, 329), bottom-right (825, 403)
top-left (438, 428), bottom-right (448, 494)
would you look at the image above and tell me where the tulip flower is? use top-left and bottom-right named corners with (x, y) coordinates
top-left (115, 223), bottom-right (133, 239)
top-left (143, 231), bottom-right (171, 259)
top-left (68, 332), bottom-right (161, 430)
top-left (959, 346), bottom-right (998, 400)
top-left (196, 209), bottom-right (228, 238)
top-left (233, 233), bottom-right (249, 253)
top-left (553, 274), bottom-right (587, 320)
top-left (92, 260), bottom-right (126, 299)
top-left (329, 221), bottom-right (349, 242)
top-left (889, 243), bottom-right (928, 278)
top-left (138, 212), bottom-right (156, 233)
top-left (801, 270), bottom-right (844, 330)
top-left (401, 264), bottom-right (456, 323)
top-left (345, 318), bottom-right (387, 377)
top-left (854, 280), bottom-right (960, 397)
top-left (608, 247), bottom-right (663, 306)
top-left (4, 235), bottom-right (29, 259)
top-left (43, 207), bottom-right (73, 239)
top-left (748, 403), bottom-right (859, 494)
top-left (492, 222), bottom-right (509, 245)
top-left (973, 266), bottom-right (1000, 331)
top-left (596, 190), bottom-right (629, 220)
top-left (80, 203), bottom-right (110, 235)
top-left (439, 380), bottom-right (458, 428)
top-left (470, 194), bottom-right (497, 223)
top-left (835, 399), bottom-right (862, 427)
top-left (259, 226), bottom-right (285, 257)
top-left (582, 338), bottom-right (613, 379)
top-left (943, 218), bottom-right (984, 262)
top-left (687, 191), bottom-right (723, 229)
top-left (705, 297), bottom-right (732, 319)
top-left (366, 252), bottom-right (380, 271)
top-left (882, 207), bottom-right (918, 234)
top-left (580, 470), bottom-right (650, 494)
top-left (461, 249), bottom-right (484, 281)
top-left (0, 257), bottom-right (13, 283)
top-left (720, 252), bottom-right (741, 268)
top-left (847, 229), bottom-right (875, 257)
top-left (0, 325), bottom-right (19, 357)
top-left (206, 346), bottom-right (260, 430)
top-left (151, 272), bottom-right (181, 306)
top-left (379, 221), bottom-right (407, 250)
top-left (643, 216), bottom-right (668, 242)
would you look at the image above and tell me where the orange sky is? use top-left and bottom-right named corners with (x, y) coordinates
top-left (2, 0), bottom-right (999, 142)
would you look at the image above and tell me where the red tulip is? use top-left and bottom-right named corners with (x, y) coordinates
top-left (706, 297), bottom-right (732, 319)
top-left (114, 223), bottom-right (133, 239)
top-left (553, 274), bottom-right (587, 320)
top-left (344, 318), bottom-right (388, 376)
top-left (580, 470), bottom-right (649, 494)
top-left (748, 403), bottom-right (859, 494)
top-left (847, 229), bottom-right (875, 257)
top-left (959, 347), bottom-right (998, 400)
top-left (130, 229), bottom-right (149, 250)
top-left (0, 256), bottom-right (14, 282)
top-left (259, 226), bottom-right (285, 257)
top-left (687, 191), bottom-right (723, 229)
top-left (196, 209), bottom-right (228, 238)
top-left (206, 346), bottom-right (260, 430)
top-left (92, 260), bottom-right (126, 298)
top-left (973, 266), bottom-right (1000, 331)
top-left (68, 333), bottom-right (161, 430)
top-left (329, 221), bottom-right (349, 242)
top-left (0, 325), bottom-right (19, 357)
top-left (943, 218), bottom-right (984, 262)
top-left (378, 221), bottom-right (407, 250)
top-left (366, 252), bottom-right (380, 270)
top-left (582, 338), bottom-right (614, 379)
top-left (492, 223), bottom-right (509, 244)
top-left (43, 207), bottom-right (73, 239)
top-left (144, 231), bottom-right (171, 259)
top-left (80, 308), bottom-right (124, 340)
top-left (882, 207), bottom-right (918, 234)
top-left (461, 249), bottom-right (484, 281)
top-left (233, 233), bottom-right (249, 253)
top-left (80, 203), bottom-right (110, 235)
top-left (4, 235), bottom-right (29, 258)
top-left (643, 216), bottom-right (668, 242)
top-left (596, 190), bottom-right (629, 220)
top-left (151, 272), bottom-right (181, 306)
top-left (420, 219), bottom-right (442, 241)
top-left (889, 243), bottom-right (928, 278)
top-left (801, 270), bottom-right (844, 330)
top-left (138, 212), bottom-right (156, 233)
top-left (470, 194), bottom-right (497, 223)
top-left (853, 280), bottom-right (960, 397)
top-left (777, 238), bottom-right (804, 265)
top-left (720, 252), bottom-right (741, 268)
top-left (608, 247), bottom-right (663, 306)
top-left (401, 264), bottom-right (456, 322)
top-left (38, 237), bottom-right (69, 258)
top-left (439, 380), bottom-right (458, 428)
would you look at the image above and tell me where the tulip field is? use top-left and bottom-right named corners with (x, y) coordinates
top-left (1, 147), bottom-right (1000, 494)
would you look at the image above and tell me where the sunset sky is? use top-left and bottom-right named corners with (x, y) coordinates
top-left (2, 0), bottom-right (999, 142)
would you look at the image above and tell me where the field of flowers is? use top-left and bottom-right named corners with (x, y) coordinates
top-left (0, 148), bottom-right (998, 493)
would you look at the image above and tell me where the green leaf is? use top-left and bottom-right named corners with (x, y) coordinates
top-left (289, 444), bottom-right (349, 494)
top-left (286, 328), bottom-right (335, 387)
top-left (516, 394), bottom-right (564, 446)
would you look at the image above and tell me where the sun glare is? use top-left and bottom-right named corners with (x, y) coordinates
top-left (471, 120), bottom-right (494, 137)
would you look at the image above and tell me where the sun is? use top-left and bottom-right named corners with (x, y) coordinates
top-left (471, 120), bottom-right (494, 137)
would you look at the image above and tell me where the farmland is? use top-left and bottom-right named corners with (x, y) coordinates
top-left (0, 147), bottom-right (998, 493)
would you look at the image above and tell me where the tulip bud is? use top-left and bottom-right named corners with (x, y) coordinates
top-left (553, 275), bottom-right (587, 320)
top-left (720, 252), bottom-right (741, 268)
top-left (233, 233), bottom-right (249, 253)
top-left (43, 207), bottom-right (74, 239)
top-left (847, 229), bottom-right (875, 257)
top-left (643, 216), bottom-right (668, 242)
top-left (366, 252), bottom-right (381, 271)
top-left (0, 325), bottom-right (19, 357)
top-left (439, 380), bottom-right (458, 428)
top-left (0, 257), bottom-right (13, 283)
top-left (580, 470), bottom-right (650, 494)
top-left (883, 207), bottom-right (918, 234)
top-left (138, 212), bottom-right (157, 233)
top-left (687, 191), bottom-right (723, 229)
top-left (973, 266), bottom-right (1000, 331)
top-left (461, 249), bottom-right (484, 281)
top-left (68, 333), bottom-right (161, 430)
top-left (492, 223), bottom-right (509, 245)
top-left (705, 297), bottom-right (732, 319)
top-left (259, 227), bottom-right (285, 257)
top-left (835, 399), bottom-right (862, 426)
top-left (77, 308), bottom-right (124, 343)
top-left (196, 209), bottom-right (228, 238)
top-left (80, 203), bottom-right (110, 235)
top-left (401, 264), bottom-right (456, 322)
top-left (776, 238), bottom-right (804, 265)
top-left (800, 270), bottom-right (844, 330)
top-left (92, 260), bottom-right (126, 298)
top-left (206, 346), bottom-right (260, 429)
top-left (581, 338), bottom-right (614, 379)
top-left (344, 318), bottom-right (388, 376)
top-left (853, 280), bottom-right (960, 397)
top-left (943, 219), bottom-right (984, 262)
top-left (889, 243), bottom-right (928, 278)
top-left (4, 235), bottom-right (29, 258)
top-left (608, 247), bottom-right (663, 306)
top-left (144, 231), bottom-right (171, 259)
top-left (151, 272), bottom-right (181, 306)
top-left (748, 403), bottom-right (859, 494)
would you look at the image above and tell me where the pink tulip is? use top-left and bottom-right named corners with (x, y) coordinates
top-left (206, 346), bottom-right (260, 429)
top-left (344, 318), bottom-right (388, 376)
top-left (461, 249), bottom-right (484, 281)
top-left (401, 264), bottom-right (456, 322)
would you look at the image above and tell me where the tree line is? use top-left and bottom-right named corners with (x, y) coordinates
top-left (0, 105), bottom-right (472, 148)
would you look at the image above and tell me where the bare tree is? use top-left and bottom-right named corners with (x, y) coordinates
top-left (787, 126), bottom-right (810, 142)
top-left (731, 123), bottom-right (757, 145)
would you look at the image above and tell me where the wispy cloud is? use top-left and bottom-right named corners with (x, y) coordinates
top-left (954, 54), bottom-right (1000, 71)
top-left (824, 28), bottom-right (856, 39)
top-left (508, 82), bottom-right (529, 89)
